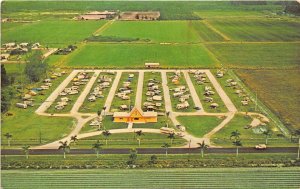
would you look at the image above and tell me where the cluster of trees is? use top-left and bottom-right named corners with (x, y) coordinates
top-left (1, 51), bottom-right (48, 113)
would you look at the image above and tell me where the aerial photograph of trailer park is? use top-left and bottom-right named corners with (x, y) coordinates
top-left (1, 0), bottom-right (300, 188)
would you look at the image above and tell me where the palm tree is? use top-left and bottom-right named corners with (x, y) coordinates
top-left (161, 143), bottom-right (171, 156)
top-left (21, 145), bottom-right (30, 159)
top-left (135, 130), bottom-right (144, 146)
top-left (232, 140), bottom-right (242, 157)
top-left (167, 133), bottom-right (175, 145)
top-left (70, 135), bottom-right (78, 145)
top-left (262, 129), bottom-right (272, 145)
top-left (92, 140), bottom-right (103, 158)
top-left (165, 111), bottom-right (170, 127)
top-left (197, 141), bottom-right (209, 158)
top-left (102, 106), bottom-right (107, 116)
top-left (230, 130), bottom-right (240, 142)
top-left (4, 133), bottom-right (12, 147)
top-left (58, 141), bottom-right (70, 159)
top-left (102, 130), bottom-right (111, 146)
top-left (294, 129), bottom-right (300, 159)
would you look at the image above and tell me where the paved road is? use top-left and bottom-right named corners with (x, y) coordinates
top-left (2, 147), bottom-right (298, 155)
top-left (135, 70), bottom-right (144, 109)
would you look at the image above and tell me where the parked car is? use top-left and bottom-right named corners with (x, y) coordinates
top-left (255, 144), bottom-right (267, 150)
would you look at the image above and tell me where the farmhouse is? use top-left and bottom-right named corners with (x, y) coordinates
top-left (113, 107), bottom-right (157, 123)
top-left (119, 11), bottom-right (160, 20)
top-left (78, 11), bottom-right (116, 20)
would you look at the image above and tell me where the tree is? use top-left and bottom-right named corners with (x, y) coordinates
top-left (149, 155), bottom-right (157, 164)
top-left (92, 140), bottom-right (103, 158)
top-left (127, 148), bottom-right (138, 166)
top-left (97, 110), bottom-right (101, 116)
top-left (167, 133), bottom-right (175, 145)
top-left (24, 51), bottom-right (48, 82)
top-left (21, 145), bottom-right (30, 159)
top-left (135, 130), bottom-right (144, 146)
top-left (161, 143), bottom-right (171, 156)
top-left (1, 65), bottom-right (10, 87)
top-left (262, 129), bottom-right (272, 145)
top-left (198, 141), bottom-right (209, 158)
top-left (70, 135), bottom-right (78, 145)
top-left (4, 133), bottom-right (12, 147)
top-left (232, 140), bottom-right (242, 157)
top-left (230, 130), bottom-right (241, 142)
top-left (165, 111), bottom-right (170, 127)
top-left (1, 86), bottom-right (16, 113)
top-left (102, 130), bottom-right (111, 146)
top-left (58, 141), bottom-right (70, 159)
top-left (230, 130), bottom-right (242, 157)
top-left (102, 106), bottom-right (107, 116)
top-left (293, 129), bottom-right (300, 159)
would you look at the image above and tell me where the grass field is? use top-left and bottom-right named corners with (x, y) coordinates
top-left (101, 21), bottom-right (201, 43)
top-left (2, 167), bottom-right (299, 189)
top-left (211, 114), bottom-right (293, 147)
top-left (207, 43), bottom-right (300, 69)
top-left (74, 132), bottom-right (187, 148)
top-left (209, 18), bottom-right (300, 41)
top-left (177, 116), bottom-right (224, 137)
top-left (80, 116), bottom-right (128, 133)
top-left (1, 70), bottom-right (75, 147)
top-left (62, 43), bottom-right (216, 68)
top-left (1, 20), bottom-right (106, 47)
top-left (236, 69), bottom-right (300, 131)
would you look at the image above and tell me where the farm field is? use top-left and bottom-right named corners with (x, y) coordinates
top-left (74, 132), bottom-right (187, 148)
top-left (62, 43), bottom-right (216, 68)
top-left (206, 43), bottom-right (300, 69)
top-left (2, 167), bottom-right (300, 189)
top-left (235, 69), bottom-right (300, 131)
top-left (1, 20), bottom-right (106, 47)
top-left (177, 116), bottom-right (224, 137)
top-left (101, 21), bottom-right (201, 43)
top-left (209, 18), bottom-right (300, 41)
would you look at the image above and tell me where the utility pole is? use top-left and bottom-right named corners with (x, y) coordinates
top-left (255, 91), bottom-right (258, 112)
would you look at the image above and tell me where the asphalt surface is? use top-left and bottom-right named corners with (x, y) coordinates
top-left (1, 147), bottom-right (298, 155)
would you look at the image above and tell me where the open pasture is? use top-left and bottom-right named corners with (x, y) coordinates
top-left (209, 18), bottom-right (300, 42)
top-left (206, 43), bottom-right (300, 69)
top-left (101, 21), bottom-right (201, 43)
top-left (1, 20), bottom-right (106, 47)
top-left (63, 43), bottom-right (216, 68)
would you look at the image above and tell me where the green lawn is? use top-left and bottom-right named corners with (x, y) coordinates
top-left (209, 18), bottom-right (300, 41)
top-left (1, 20), bottom-right (106, 47)
top-left (3, 167), bottom-right (299, 189)
top-left (109, 72), bottom-right (139, 112)
top-left (101, 21), bottom-right (201, 43)
top-left (207, 43), bottom-right (300, 69)
top-left (167, 72), bottom-right (195, 112)
top-left (177, 116), bottom-right (224, 137)
top-left (80, 116), bottom-right (128, 133)
top-left (211, 114), bottom-right (293, 147)
top-left (79, 72), bottom-right (116, 113)
top-left (189, 72), bottom-right (228, 113)
top-left (132, 116), bottom-right (174, 129)
top-left (62, 43), bottom-right (216, 68)
top-left (1, 70), bottom-right (75, 147)
top-left (74, 132), bottom-right (187, 148)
